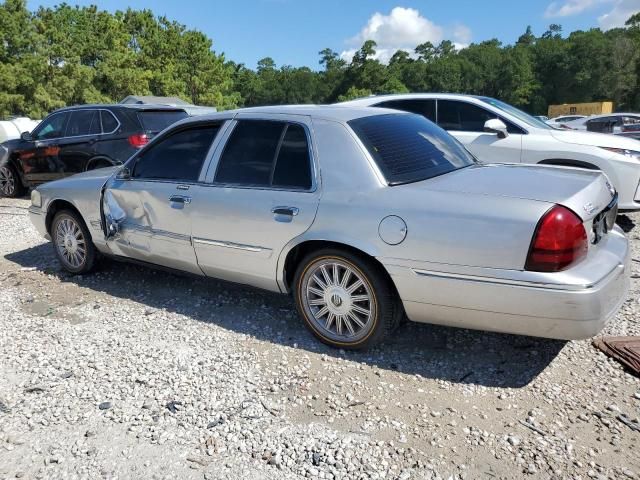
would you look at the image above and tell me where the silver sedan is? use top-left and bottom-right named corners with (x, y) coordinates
top-left (29, 106), bottom-right (630, 349)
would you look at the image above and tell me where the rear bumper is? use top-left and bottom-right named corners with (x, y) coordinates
top-left (383, 229), bottom-right (630, 340)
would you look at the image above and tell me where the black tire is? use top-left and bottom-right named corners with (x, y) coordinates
top-left (293, 248), bottom-right (401, 350)
top-left (51, 210), bottom-right (97, 274)
top-left (0, 163), bottom-right (26, 198)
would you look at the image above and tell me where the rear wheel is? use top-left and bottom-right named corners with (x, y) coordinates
top-left (293, 249), bottom-right (400, 349)
top-left (0, 163), bottom-right (26, 198)
top-left (51, 210), bottom-right (96, 274)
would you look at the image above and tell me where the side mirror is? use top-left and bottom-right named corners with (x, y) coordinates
top-left (116, 167), bottom-right (131, 180)
top-left (20, 131), bottom-right (33, 142)
top-left (484, 119), bottom-right (509, 139)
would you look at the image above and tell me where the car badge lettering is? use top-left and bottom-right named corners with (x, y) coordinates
top-left (583, 202), bottom-right (598, 215)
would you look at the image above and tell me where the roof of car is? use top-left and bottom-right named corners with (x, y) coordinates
top-left (336, 93), bottom-right (485, 107)
top-left (172, 104), bottom-right (408, 124)
top-left (51, 103), bottom-right (188, 114)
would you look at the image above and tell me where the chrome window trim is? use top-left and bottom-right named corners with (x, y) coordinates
top-left (31, 110), bottom-right (70, 141)
top-left (206, 116), bottom-right (319, 194)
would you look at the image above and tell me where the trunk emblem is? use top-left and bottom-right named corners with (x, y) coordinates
top-left (583, 202), bottom-right (598, 215)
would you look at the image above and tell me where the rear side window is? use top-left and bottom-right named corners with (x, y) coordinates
top-left (215, 120), bottom-right (312, 190)
top-left (133, 125), bottom-right (219, 182)
top-left (66, 110), bottom-right (100, 136)
top-left (137, 110), bottom-right (189, 133)
top-left (101, 110), bottom-right (119, 133)
top-left (375, 99), bottom-right (436, 122)
top-left (349, 113), bottom-right (475, 185)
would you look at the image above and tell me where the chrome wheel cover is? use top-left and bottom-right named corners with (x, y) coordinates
top-left (55, 217), bottom-right (87, 269)
top-left (0, 166), bottom-right (16, 196)
top-left (301, 258), bottom-right (375, 343)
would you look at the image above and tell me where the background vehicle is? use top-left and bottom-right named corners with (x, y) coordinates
top-left (0, 104), bottom-right (188, 197)
top-left (563, 113), bottom-right (640, 140)
top-left (338, 93), bottom-right (640, 211)
top-left (546, 115), bottom-right (586, 127)
top-left (29, 106), bottom-right (629, 350)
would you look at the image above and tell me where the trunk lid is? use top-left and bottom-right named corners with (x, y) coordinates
top-left (424, 163), bottom-right (615, 222)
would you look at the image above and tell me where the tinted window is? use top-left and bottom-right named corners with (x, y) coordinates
top-left (477, 97), bottom-right (550, 130)
top-left (623, 116), bottom-right (640, 125)
top-left (66, 110), bottom-right (100, 136)
top-left (272, 124), bottom-right (312, 189)
top-left (33, 112), bottom-right (69, 140)
top-left (101, 110), bottom-right (119, 133)
top-left (215, 121), bottom-right (284, 186)
top-left (133, 125), bottom-right (219, 181)
top-left (137, 110), bottom-right (189, 133)
top-left (586, 117), bottom-right (618, 133)
top-left (437, 100), bottom-right (497, 132)
top-left (375, 99), bottom-right (436, 122)
top-left (349, 114), bottom-right (475, 185)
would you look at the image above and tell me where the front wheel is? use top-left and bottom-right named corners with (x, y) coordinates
top-left (0, 164), bottom-right (26, 198)
top-left (293, 249), bottom-right (401, 350)
top-left (51, 210), bottom-right (97, 274)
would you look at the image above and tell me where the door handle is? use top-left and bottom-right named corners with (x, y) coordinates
top-left (272, 206), bottom-right (299, 216)
top-left (169, 195), bottom-right (192, 205)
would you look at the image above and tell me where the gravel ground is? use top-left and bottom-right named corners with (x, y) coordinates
top-left (0, 196), bottom-right (639, 480)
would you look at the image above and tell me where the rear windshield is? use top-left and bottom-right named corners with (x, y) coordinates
top-left (348, 114), bottom-right (475, 185)
top-left (137, 110), bottom-right (188, 133)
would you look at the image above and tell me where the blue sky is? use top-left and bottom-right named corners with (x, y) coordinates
top-left (32, 0), bottom-right (640, 68)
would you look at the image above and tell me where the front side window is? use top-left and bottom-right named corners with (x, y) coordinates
top-left (33, 112), bottom-right (69, 140)
top-left (132, 125), bottom-right (219, 182)
top-left (437, 100), bottom-right (497, 132)
top-left (375, 99), bottom-right (436, 122)
top-left (215, 120), bottom-right (312, 190)
top-left (66, 110), bottom-right (101, 137)
top-left (349, 113), bottom-right (475, 185)
top-left (477, 97), bottom-right (550, 130)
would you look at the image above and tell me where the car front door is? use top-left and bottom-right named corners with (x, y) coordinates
top-left (58, 109), bottom-right (101, 174)
top-left (436, 99), bottom-right (523, 164)
top-left (190, 114), bottom-right (320, 292)
top-left (103, 122), bottom-right (222, 275)
top-left (17, 111), bottom-right (70, 184)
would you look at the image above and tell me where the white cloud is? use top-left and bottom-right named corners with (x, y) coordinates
top-left (545, 0), bottom-right (599, 17)
top-left (544, 0), bottom-right (639, 28)
top-left (598, 0), bottom-right (640, 29)
top-left (340, 7), bottom-right (471, 63)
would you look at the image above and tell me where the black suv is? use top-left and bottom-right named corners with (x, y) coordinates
top-left (0, 104), bottom-right (188, 197)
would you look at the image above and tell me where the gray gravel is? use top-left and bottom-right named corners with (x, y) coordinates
top-left (0, 196), bottom-right (639, 480)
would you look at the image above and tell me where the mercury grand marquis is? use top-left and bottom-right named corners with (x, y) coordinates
top-left (29, 106), bottom-right (630, 349)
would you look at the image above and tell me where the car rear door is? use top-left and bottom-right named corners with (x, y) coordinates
top-left (57, 109), bottom-right (101, 174)
top-left (190, 113), bottom-right (320, 292)
top-left (435, 99), bottom-right (523, 164)
top-left (103, 121), bottom-right (221, 274)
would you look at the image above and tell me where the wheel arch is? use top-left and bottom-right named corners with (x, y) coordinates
top-left (279, 238), bottom-right (399, 298)
top-left (45, 198), bottom-right (86, 236)
top-left (85, 156), bottom-right (117, 171)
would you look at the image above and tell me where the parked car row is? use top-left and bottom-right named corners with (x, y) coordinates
top-left (26, 101), bottom-right (630, 350)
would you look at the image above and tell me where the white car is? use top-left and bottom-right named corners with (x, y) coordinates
top-left (546, 115), bottom-right (586, 127)
top-left (563, 113), bottom-right (640, 140)
top-left (338, 94), bottom-right (640, 211)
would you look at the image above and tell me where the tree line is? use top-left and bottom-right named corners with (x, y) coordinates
top-left (1, 0), bottom-right (639, 119)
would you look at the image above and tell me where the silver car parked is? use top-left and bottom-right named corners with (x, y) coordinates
top-left (29, 106), bottom-right (630, 349)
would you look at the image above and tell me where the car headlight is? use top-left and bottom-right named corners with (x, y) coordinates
top-left (31, 189), bottom-right (41, 208)
top-left (600, 146), bottom-right (640, 160)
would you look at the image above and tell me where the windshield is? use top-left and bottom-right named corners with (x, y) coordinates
top-left (348, 113), bottom-right (475, 185)
top-left (478, 97), bottom-right (551, 130)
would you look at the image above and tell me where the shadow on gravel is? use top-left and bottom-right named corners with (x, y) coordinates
top-left (5, 243), bottom-right (565, 389)
top-left (617, 214), bottom-right (635, 233)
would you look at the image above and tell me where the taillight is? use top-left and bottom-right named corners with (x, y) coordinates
top-left (128, 133), bottom-right (149, 148)
top-left (525, 205), bottom-right (587, 272)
